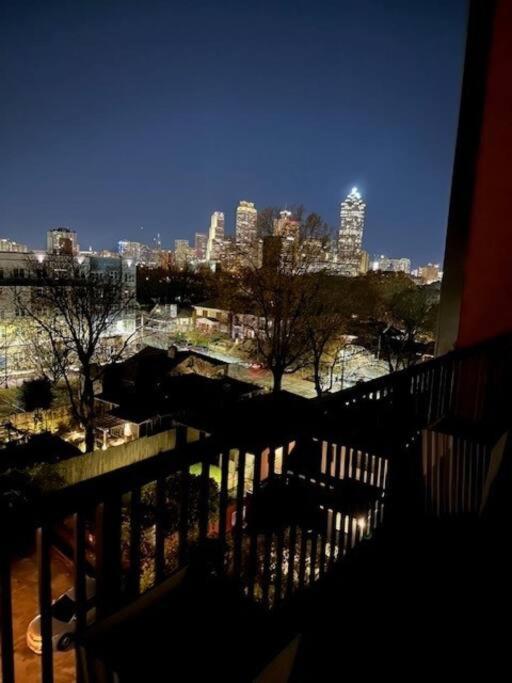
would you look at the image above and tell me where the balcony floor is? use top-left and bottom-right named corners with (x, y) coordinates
top-left (288, 516), bottom-right (509, 680)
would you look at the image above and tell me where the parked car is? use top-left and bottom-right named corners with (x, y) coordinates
top-left (27, 576), bottom-right (96, 654)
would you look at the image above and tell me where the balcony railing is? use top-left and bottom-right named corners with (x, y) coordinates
top-left (1, 332), bottom-right (511, 683)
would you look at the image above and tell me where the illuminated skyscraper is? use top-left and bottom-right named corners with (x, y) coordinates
top-left (235, 201), bottom-right (258, 253)
top-left (337, 187), bottom-right (366, 276)
top-left (206, 211), bottom-right (225, 262)
top-left (273, 210), bottom-right (300, 239)
top-left (174, 239), bottom-right (193, 269)
top-left (194, 232), bottom-right (208, 261)
top-left (47, 227), bottom-right (79, 256)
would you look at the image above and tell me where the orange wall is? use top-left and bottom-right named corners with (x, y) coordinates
top-left (457, 0), bottom-right (512, 347)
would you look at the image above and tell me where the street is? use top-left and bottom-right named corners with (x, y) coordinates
top-left (5, 551), bottom-right (75, 683)
top-left (227, 363), bottom-right (318, 398)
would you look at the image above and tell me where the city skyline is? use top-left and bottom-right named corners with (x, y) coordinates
top-left (0, 189), bottom-right (441, 271)
top-left (1, 0), bottom-right (467, 263)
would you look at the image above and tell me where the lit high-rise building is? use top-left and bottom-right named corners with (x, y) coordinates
top-left (194, 233), bottom-right (208, 261)
top-left (206, 211), bottom-right (225, 262)
top-left (273, 210), bottom-right (300, 239)
top-left (47, 227), bottom-right (79, 256)
top-left (174, 239), bottom-right (193, 269)
top-left (118, 240), bottom-right (159, 266)
top-left (118, 240), bottom-right (144, 262)
top-left (337, 188), bottom-right (366, 276)
top-left (371, 255), bottom-right (411, 274)
top-left (235, 201), bottom-right (258, 255)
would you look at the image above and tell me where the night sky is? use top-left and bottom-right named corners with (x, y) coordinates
top-left (1, 0), bottom-right (467, 264)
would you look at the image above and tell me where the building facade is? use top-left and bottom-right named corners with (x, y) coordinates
top-left (0, 238), bottom-right (29, 253)
top-left (194, 233), bottom-right (208, 261)
top-left (174, 240), bottom-right (194, 269)
top-left (337, 188), bottom-right (366, 276)
top-left (118, 240), bottom-right (160, 267)
top-left (235, 201), bottom-right (258, 262)
top-left (371, 255), bottom-right (411, 274)
top-left (206, 211), bottom-right (225, 262)
top-left (47, 227), bottom-right (79, 256)
top-left (417, 263), bottom-right (442, 284)
top-left (273, 210), bottom-right (300, 239)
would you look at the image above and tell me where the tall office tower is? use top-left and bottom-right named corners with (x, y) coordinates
top-left (174, 239), bottom-right (193, 269)
top-left (337, 187), bottom-right (366, 276)
top-left (273, 210), bottom-right (300, 239)
top-left (235, 201), bottom-right (258, 256)
top-left (194, 233), bottom-right (208, 261)
top-left (206, 211), bottom-right (225, 262)
top-left (47, 227), bottom-right (79, 256)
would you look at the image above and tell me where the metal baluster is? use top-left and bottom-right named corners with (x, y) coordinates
top-left (38, 523), bottom-right (54, 683)
top-left (155, 478), bottom-right (166, 583)
top-left (0, 534), bottom-right (15, 683)
top-left (128, 487), bottom-right (142, 597)
top-left (74, 511), bottom-right (87, 683)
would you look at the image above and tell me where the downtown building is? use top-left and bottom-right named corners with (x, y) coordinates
top-left (371, 255), bottom-right (411, 274)
top-left (118, 240), bottom-right (162, 267)
top-left (206, 211), bottom-right (225, 263)
top-left (47, 227), bottom-right (79, 256)
top-left (415, 263), bottom-right (443, 283)
top-left (273, 210), bottom-right (300, 239)
top-left (194, 232), bottom-right (208, 261)
top-left (0, 230), bottom-right (137, 380)
top-left (174, 239), bottom-right (195, 269)
top-left (337, 187), bottom-right (366, 276)
top-left (235, 201), bottom-right (259, 264)
top-left (0, 238), bottom-right (29, 253)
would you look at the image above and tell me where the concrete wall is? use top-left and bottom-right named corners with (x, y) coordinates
top-left (438, 1), bottom-right (512, 351)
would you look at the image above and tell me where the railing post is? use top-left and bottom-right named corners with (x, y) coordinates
top-left (155, 478), bottom-right (166, 583)
top-left (198, 459), bottom-right (210, 544)
top-left (128, 487), bottom-right (142, 597)
top-left (178, 467), bottom-right (190, 567)
top-left (74, 511), bottom-right (87, 683)
top-left (233, 450), bottom-right (246, 577)
top-left (95, 495), bottom-right (122, 618)
top-left (0, 531), bottom-right (15, 683)
top-left (37, 523), bottom-right (54, 683)
top-left (248, 450), bottom-right (262, 600)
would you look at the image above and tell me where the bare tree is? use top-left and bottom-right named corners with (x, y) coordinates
top-left (306, 316), bottom-right (348, 396)
top-left (380, 284), bottom-right (438, 372)
top-left (18, 318), bottom-right (69, 384)
top-left (228, 209), bottom-right (332, 393)
top-left (16, 255), bottom-right (136, 452)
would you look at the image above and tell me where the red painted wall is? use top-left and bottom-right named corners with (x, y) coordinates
top-left (457, 0), bottom-right (512, 347)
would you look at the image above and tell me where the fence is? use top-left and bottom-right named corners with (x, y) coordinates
top-left (50, 428), bottom-right (179, 486)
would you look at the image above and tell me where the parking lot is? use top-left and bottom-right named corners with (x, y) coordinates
top-left (6, 550), bottom-right (76, 683)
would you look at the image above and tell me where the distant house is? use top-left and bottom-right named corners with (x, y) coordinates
top-left (142, 304), bottom-right (194, 337)
top-left (95, 345), bottom-right (261, 441)
top-left (192, 303), bottom-right (232, 336)
top-left (232, 312), bottom-right (267, 342)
